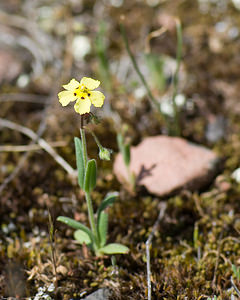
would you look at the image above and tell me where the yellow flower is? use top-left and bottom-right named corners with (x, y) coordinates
top-left (58, 77), bottom-right (105, 115)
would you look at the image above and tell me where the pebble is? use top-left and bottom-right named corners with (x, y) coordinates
top-left (0, 49), bottom-right (22, 84)
top-left (82, 288), bottom-right (110, 300)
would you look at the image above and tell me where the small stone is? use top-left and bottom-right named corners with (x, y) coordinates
top-left (205, 115), bottom-right (226, 143)
top-left (232, 168), bottom-right (240, 183)
top-left (215, 175), bottom-right (231, 192)
top-left (114, 136), bottom-right (220, 196)
top-left (83, 288), bottom-right (110, 300)
top-left (0, 49), bottom-right (22, 84)
top-left (232, 0), bottom-right (240, 10)
top-left (47, 283), bottom-right (55, 292)
top-left (17, 74), bottom-right (30, 88)
top-left (72, 35), bottom-right (91, 61)
top-left (56, 265), bottom-right (68, 276)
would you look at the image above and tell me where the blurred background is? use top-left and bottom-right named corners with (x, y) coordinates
top-left (1, 0), bottom-right (240, 139)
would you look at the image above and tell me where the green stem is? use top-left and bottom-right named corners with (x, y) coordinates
top-left (87, 128), bottom-right (104, 152)
top-left (80, 127), bottom-right (100, 247)
top-left (127, 165), bottom-right (135, 191)
top-left (85, 191), bottom-right (99, 247)
top-left (80, 128), bottom-right (88, 168)
top-left (173, 19), bottom-right (182, 99)
top-left (172, 18), bottom-right (182, 136)
top-left (120, 23), bottom-right (161, 115)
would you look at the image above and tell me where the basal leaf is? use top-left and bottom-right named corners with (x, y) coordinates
top-left (74, 229), bottom-right (92, 246)
top-left (57, 216), bottom-right (94, 243)
top-left (98, 211), bottom-right (108, 247)
top-left (98, 243), bottom-right (129, 255)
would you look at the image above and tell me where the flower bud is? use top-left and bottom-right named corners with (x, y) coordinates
top-left (99, 147), bottom-right (112, 161)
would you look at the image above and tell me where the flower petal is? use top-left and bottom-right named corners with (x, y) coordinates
top-left (80, 77), bottom-right (100, 90)
top-left (90, 91), bottom-right (105, 107)
top-left (62, 79), bottom-right (80, 91)
top-left (58, 91), bottom-right (77, 106)
top-left (74, 98), bottom-right (91, 115)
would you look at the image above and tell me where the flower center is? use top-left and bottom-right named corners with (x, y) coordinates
top-left (73, 85), bottom-right (91, 100)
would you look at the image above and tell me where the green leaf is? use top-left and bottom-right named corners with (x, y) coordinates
top-left (74, 137), bottom-right (85, 189)
top-left (57, 216), bottom-right (94, 244)
top-left (96, 193), bottom-right (118, 248)
top-left (74, 229), bottom-right (92, 246)
top-left (98, 243), bottom-right (129, 255)
top-left (117, 134), bottom-right (130, 166)
top-left (144, 53), bottom-right (165, 91)
top-left (84, 159), bottom-right (97, 193)
top-left (117, 133), bottom-right (124, 153)
top-left (232, 264), bottom-right (237, 275)
top-left (123, 143), bottom-right (130, 166)
top-left (97, 192), bottom-right (118, 218)
top-left (98, 211), bottom-right (108, 247)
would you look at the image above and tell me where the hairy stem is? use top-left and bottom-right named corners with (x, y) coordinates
top-left (85, 191), bottom-right (99, 247)
top-left (80, 127), bottom-right (88, 168)
top-left (80, 127), bottom-right (99, 247)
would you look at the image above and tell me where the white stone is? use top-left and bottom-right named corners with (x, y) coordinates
top-left (215, 21), bottom-right (228, 33)
top-left (228, 27), bottom-right (239, 39)
top-left (175, 94), bottom-right (186, 107)
top-left (72, 35), bottom-right (91, 61)
top-left (147, 0), bottom-right (161, 6)
top-left (17, 74), bottom-right (30, 88)
top-left (160, 97), bottom-right (174, 117)
top-left (160, 94), bottom-right (185, 117)
top-left (231, 168), bottom-right (240, 183)
top-left (47, 283), bottom-right (55, 292)
top-left (232, 0), bottom-right (240, 10)
top-left (110, 0), bottom-right (123, 7)
top-left (134, 86), bottom-right (147, 99)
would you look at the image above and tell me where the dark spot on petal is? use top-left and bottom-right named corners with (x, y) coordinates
top-left (74, 93), bottom-right (77, 96)
top-left (88, 93), bottom-right (91, 96)
top-left (81, 96), bottom-right (85, 99)
top-left (76, 87), bottom-right (79, 89)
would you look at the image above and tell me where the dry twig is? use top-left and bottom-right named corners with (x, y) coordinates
top-left (145, 27), bottom-right (167, 54)
top-left (231, 276), bottom-right (240, 297)
top-left (146, 202), bottom-right (166, 300)
top-left (0, 118), bottom-right (76, 177)
top-left (0, 93), bottom-right (49, 104)
top-left (0, 141), bottom-right (66, 152)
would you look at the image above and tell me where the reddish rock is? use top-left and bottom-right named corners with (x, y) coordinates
top-left (114, 136), bottom-right (220, 196)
